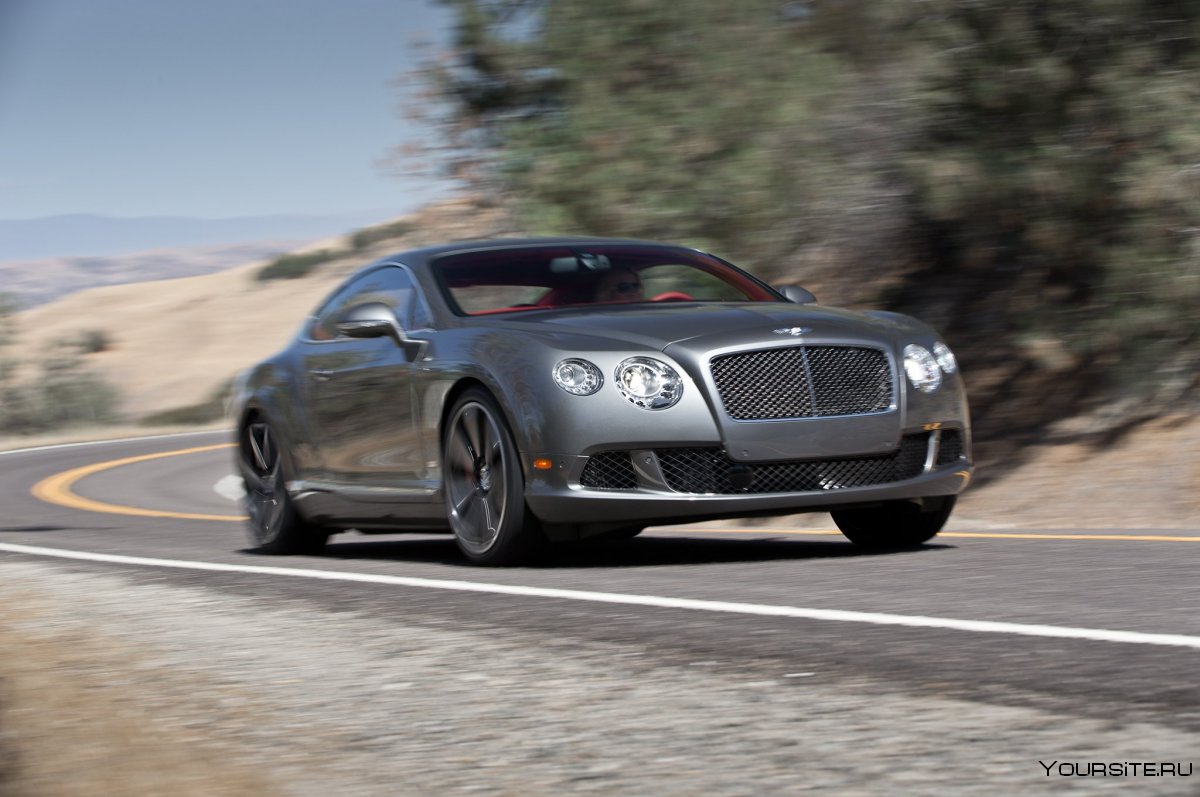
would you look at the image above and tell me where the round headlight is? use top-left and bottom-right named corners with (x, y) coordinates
top-left (903, 345), bottom-right (942, 393)
top-left (933, 341), bottom-right (958, 374)
top-left (614, 357), bottom-right (683, 409)
top-left (552, 358), bottom-right (602, 396)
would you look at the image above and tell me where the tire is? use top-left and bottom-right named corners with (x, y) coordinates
top-left (831, 496), bottom-right (956, 549)
top-left (443, 388), bottom-right (542, 565)
top-left (240, 419), bottom-right (329, 555)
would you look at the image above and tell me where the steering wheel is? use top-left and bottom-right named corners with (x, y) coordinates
top-left (651, 291), bottom-right (693, 302)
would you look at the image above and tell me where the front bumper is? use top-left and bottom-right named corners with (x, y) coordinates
top-left (523, 428), bottom-right (973, 526)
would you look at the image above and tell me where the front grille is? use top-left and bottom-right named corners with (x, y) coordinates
top-left (710, 346), bottom-right (892, 421)
top-left (579, 450), bottom-right (638, 490)
top-left (937, 429), bottom-right (964, 465)
top-left (655, 434), bottom-right (929, 494)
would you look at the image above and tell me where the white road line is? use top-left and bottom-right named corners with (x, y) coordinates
top-left (0, 430), bottom-right (229, 458)
top-left (2, 542), bottom-right (1198, 650)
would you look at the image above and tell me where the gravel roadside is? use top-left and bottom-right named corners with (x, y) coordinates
top-left (1, 559), bottom-right (1196, 796)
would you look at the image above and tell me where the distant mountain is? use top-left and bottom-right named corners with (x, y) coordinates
top-left (0, 241), bottom-right (316, 308)
top-left (0, 211), bottom-right (392, 261)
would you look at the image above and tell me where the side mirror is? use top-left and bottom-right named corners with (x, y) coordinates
top-left (336, 302), bottom-right (402, 340)
top-left (779, 285), bottom-right (817, 304)
top-left (336, 300), bottom-right (429, 360)
top-left (335, 302), bottom-right (427, 359)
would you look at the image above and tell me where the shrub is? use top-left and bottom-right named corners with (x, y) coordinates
top-left (256, 249), bottom-right (339, 281)
top-left (0, 351), bottom-right (120, 435)
top-left (350, 220), bottom-right (415, 251)
top-left (76, 329), bottom-right (111, 354)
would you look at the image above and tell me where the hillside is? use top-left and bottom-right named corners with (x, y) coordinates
top-left (0, 211), bottom-right (390, 261)
top-left (12, 198), bottom-right (511, 416)
top-left (0, 241), bottom-right (313, 308)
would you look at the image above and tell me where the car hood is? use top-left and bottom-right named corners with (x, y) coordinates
top-left (493, 302), bottom-right (919, 352)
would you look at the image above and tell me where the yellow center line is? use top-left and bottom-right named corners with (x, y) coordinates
top-left (31, 443), bottom-right (247, 522)
top-left (949, 531), bottom-right (1200, 542)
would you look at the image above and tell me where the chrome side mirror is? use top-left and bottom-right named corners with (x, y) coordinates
top-left (336, 302), bottom-right (401, 340)
top-left (335, 302), bottom-right (426, 359)
top-left (779, 285), bottom-right (817, 304)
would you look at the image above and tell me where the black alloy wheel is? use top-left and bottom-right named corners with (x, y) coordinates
top-left (443, 388), bottom-right (541, 565)
top-left (241, 420), bottom-right (328, 555)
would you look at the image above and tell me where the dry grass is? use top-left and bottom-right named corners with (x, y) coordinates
top-left (0, 589), bottom-right (285, 797)
top-left (14, 257), bottom-right (344, 417)
top-left (11, 197), bottom-right (512, 418)
top-left (955, 413), bottom-right (1200, 529)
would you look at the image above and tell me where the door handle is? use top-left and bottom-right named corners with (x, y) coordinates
top-left (309, 369), bottom-right (334, 382)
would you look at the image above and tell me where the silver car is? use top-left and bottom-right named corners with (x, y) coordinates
top-left (231, 238), bottom-right (972, 564)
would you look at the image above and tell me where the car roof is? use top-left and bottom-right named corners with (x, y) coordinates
top-left (380, 237), bottom-right (704, 269)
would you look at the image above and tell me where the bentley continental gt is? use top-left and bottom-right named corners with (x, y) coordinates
top-left (231, 238), bottom-right (972, 564)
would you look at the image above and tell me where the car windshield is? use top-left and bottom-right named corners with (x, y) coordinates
top-left (432, 244), bottom-right (781, 316)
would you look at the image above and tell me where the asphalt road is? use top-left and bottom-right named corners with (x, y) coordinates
top-left (2, 430), bottom-right (1198, 793)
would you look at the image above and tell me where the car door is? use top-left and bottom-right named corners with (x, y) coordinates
top-left (301, 265), bottom-right (430, 497)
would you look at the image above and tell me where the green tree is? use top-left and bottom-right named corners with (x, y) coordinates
top-left (899, 0), bottom-right (1200, 429)
top-left (416, 0), bottom-right (1200, 443)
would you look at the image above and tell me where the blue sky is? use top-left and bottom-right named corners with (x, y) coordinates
top-left (0, 0), bottom-right (454, 220)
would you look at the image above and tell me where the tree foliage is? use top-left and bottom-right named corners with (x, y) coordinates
top-left (899, 0), bottom-right (1200, 431)
top-left (418, 0), bottom-right (1200, 442)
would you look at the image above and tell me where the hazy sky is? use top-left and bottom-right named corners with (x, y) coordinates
top-left (0, 0), bottom-right (454, 220)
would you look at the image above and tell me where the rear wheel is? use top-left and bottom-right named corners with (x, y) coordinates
top-left (443, 389), bottom-right (541, 565)
top-left (241, 420), bottom-right (328, 555)
top-left (831, 496), bottom-right (956, 549)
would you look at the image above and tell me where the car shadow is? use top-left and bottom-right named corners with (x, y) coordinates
top-left (313, 534), bottom-right (954, 569)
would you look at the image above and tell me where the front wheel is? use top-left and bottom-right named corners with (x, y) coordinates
top-left (443, 389), bottom-right (542, 565)
top-left (240, 420), bottom-right (328, 555)
top-left (831, 496), bottom-right (956, 549)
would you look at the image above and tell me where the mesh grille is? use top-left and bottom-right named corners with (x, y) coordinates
top-left (937, 429), bottom-right (964, 465)
top-left (656, 434), bottom-right (929, 494)
top-left (579, 451), bottom-right (638, 490)
top-left (710, 346), bottom-right (892, 421)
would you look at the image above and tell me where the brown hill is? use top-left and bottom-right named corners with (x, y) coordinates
top-left (0, 241), bottom-right (310, 308)
top-left (12, 198), bottom-right (512, 417)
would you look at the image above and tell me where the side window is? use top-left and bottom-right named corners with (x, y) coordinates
top-left (408, 283), bottom-right (434, 330)
top-left (374, 266), bottom-right (428, 330)
top-left (307, 267), bottom-right (431, 341)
